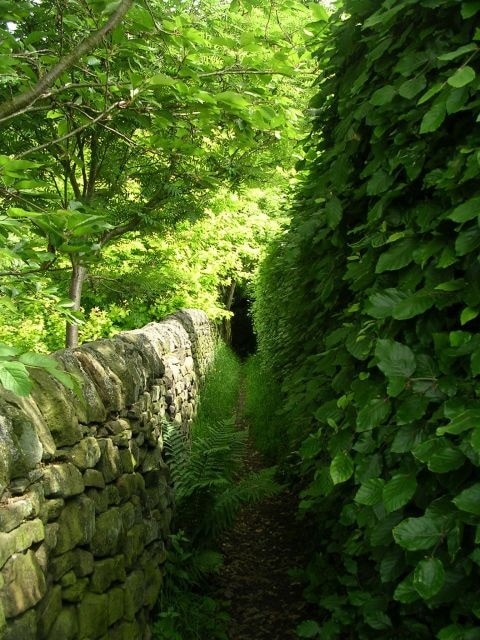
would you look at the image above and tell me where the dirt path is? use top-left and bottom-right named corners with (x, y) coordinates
top-left (214, 387), bottom-right (311, 640)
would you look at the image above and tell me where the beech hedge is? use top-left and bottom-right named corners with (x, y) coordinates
top-left (253, 1), bottom-right (480, 638)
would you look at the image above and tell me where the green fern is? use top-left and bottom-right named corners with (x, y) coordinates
top-left (164, 419), bottom-right (282, 543)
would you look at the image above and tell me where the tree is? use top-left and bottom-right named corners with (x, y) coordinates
top-left (0, 0), bottom-right (313, 347)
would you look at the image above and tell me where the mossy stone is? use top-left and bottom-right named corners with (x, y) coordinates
top-left (69, 436), bottom-right (101, 469)
top-left (42, 462), bottom-right (84, 498)
top-left (37, 584), bottom-right (62, 639)
top-left (77, 592), bottom-right (109, 639)
top-left (54, 495), bottom-right (95, 555)
top-left (123, 569), bottom-right (145, 620)
top-left (1, 549), bottom-right (47, 617)
top-left (62, 577), bottom-right (88, 603)
top-left (50, 607), bottom-right (78, 640)
top-left (2, 609), bottom-right (37, 640)
top-left (0, 518), bottom-right (44, 569)
top-left (90, 555), bottom-right (126, 593)
top-left (91, 507), bottom-right (124, 557)
top-left (107, 586), bottom-right (125, 625)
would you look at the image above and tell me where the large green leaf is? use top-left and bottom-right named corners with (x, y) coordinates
top-left (393, 516), bottom-right (442, 550)
top-left (413, 557), bottom-right (445, 599)
top-left (382, 474), bottom-right (417, 513)
top-left (436, 409), bottom-right (480, 435)
top-left (453, 484), bottom-right (480, 515)
top-left (420, 101), bottom-right (446, 134)
top-left (364, 288), bottom-right (407, 319)
top-left (413, 438), bottom-right (465, 472)
top-left (0, 361), bottom-right (32, 396)
top-left (448, 197), bottom-right (480, 223)
top-left (375, 239), bottom-right (416, 273)
top-left (356, 398), bottom-right (390, 432)
top-left (330, 452), bottom-right (354, 485)
top-left (355, 478), bottom-right (384, 506)
top-left (375, 339), bottom-right (416, 379)
top-left (447, 66), bottom-right (476, 88)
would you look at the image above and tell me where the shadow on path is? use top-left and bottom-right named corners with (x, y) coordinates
top-left (214, 386), bottom-right (311, 640)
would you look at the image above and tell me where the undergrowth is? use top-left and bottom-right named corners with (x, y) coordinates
top-left (153, 340), bottom-right (280, 640)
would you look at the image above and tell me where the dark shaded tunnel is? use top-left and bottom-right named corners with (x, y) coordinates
top-left (229, 291), bottom-right (256, 359)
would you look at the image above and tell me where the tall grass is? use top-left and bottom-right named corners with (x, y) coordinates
top-left (244, 353), bottom-right (286, 462)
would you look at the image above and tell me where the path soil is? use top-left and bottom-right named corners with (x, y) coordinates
top-left (214, 387), bottom-right (311, 640)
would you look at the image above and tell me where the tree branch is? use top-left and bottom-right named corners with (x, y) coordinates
top-left (0, 0), bottom-right (134, 121)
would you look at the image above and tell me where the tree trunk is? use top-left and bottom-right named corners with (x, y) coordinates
top-left (65, 260), bottom-right (87, 348)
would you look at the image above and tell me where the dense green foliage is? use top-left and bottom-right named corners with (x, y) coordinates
top-left (253, 1), bottom-right (480, 638)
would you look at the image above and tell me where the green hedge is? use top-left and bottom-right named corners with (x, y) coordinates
top-left (253, 1), bottom-right (480, 638)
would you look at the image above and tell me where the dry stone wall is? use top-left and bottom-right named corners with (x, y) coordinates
top-left (0, 309), bottom-right (215, 640)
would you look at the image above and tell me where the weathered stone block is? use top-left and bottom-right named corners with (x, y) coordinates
top-left (29, 367), bottom-right (83, 447)
top-left (0, 497), bottom-right (33, 533)
top-left (105, 483), bottom-right (121, 506)
top-left (97, 438), bottom-right (123, 483)
top-left (0, 518), bottom-right (44, 569)
top-left (37, 584), bottom-right (62, 639)
top-left (73, 549), bottom-right (94, 577)
top-left (83, 468), bottom-right (105, 488)
top-left (124, 523), bottom-right (146, 568)
top-left (119, 447), bottom-right (136, 472)
top-left (2, 608), bottom-right (37, 640)
top-left (39, 497), bottom-right (64, 522)
top-left (91, 507), bottom-right (124, 557)
top-left (91, 555), bottom-right (126, 593)
top-left (42, 462), bottom-right (84, 498)
top-left (50, 606), bottom-right (78, 640)
top-left (119, 502), bottom-right (135, 531)
top-left (77, 591), bottom-right (109, 639)
top-left (62, 577), bottom-right (88, 603)
top-left (0, 549), bottom-right (46, 617)
top-left (69, 436), bottom-right (101, 469)
top-left (109, 619), bottom-right (142, 640)
top-left (143, 563), bottom-right (163, 608)
top-left (54, 495), bottom-right (95, 555)
top-left (123, 569), bottom-right (145, 620)
top-left (60, 569), bottom-right (76, 587)
top-left (86, 487), bottom-right (109, 514)
top-left (107, 586), bottom-right (125, 625)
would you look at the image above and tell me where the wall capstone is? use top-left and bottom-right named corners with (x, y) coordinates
top-left (0, 309), bottom-right (215, 639)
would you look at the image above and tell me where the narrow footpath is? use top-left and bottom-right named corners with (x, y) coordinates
top-left (214, 386), bottom-right (311, 640)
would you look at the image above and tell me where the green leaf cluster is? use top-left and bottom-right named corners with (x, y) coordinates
top-left (252, 1), bottom-right (480, 637)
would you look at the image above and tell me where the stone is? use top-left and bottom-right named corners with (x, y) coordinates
top-left (50, 607), bottom-right (78, 640)
top-left (42, 462), bottom-right (84, 498)
top-left (69, 436), bottom-right (101, 469)
top-left (62, 577), bottom-right (88, 603)
top-left (73, 549), bottom-right (94, 577)
top-left (117, 446), bottom-right (135, 471)
top-left (60, 570), bottom-right (76, 587)
top-left (106, 419), bottom-right (130, 435)
top-left (87, 488), bottom-right (109, 514)
top-left (0, 518), bottom-right (44, 569)
top-left (44, 523), bottom-right (59, 550)
top-left (144, 518), bottom-right (160, 546)
top-left (90, 555), bottom-right (126, 593)
top-left (29, 367), bottom-right (83, 447)
top-left (107, 586), bottom-right (124, 625)
top-left (109, 620), bottom-right (142, 640)
top-left (119, 502), bottom-right (136, 531)
top-left (111, 432), bottom-right (132, 448)
top-left (123, 523), bottom-right (146, 568)
top-left (123, 569), bottom-right (145, 620)
top-left (91, 507), bottom-right (124, 557)
top-left (54, 495), bottom-right (95, 555)
top-left (0, 497), bottom-right (33, 532)
top-left (116, 474), bottom-right (138, 502)
top-left (0, 549), bottom-right (47, 617)
top-left (2, 608), bottom-right (37, 640)
top-left (35, 543), bottom-right (48, 572)
top-left (143, 563), bottom-right (163, 608)
top-left (77, 592), bottom-right (109, 639)
top-left (37, 584), bottom-right (62, 639)
top-left (104, 483), bottom-right (121, 506)
top-left (83, 468), bottom-right (105, 488)
top-left (97, 438), bottom-right (123, 483)
top-left (40, 497), bottom-right (64, 522)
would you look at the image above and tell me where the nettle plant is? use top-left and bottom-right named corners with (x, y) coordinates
top-left (254, 1), bottom-right (480, 638)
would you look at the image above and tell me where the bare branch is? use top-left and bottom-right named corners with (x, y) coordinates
top-left (15, 101), bottom-right (122, 159)
top-left (0, 0), bottom-right (134, 121)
